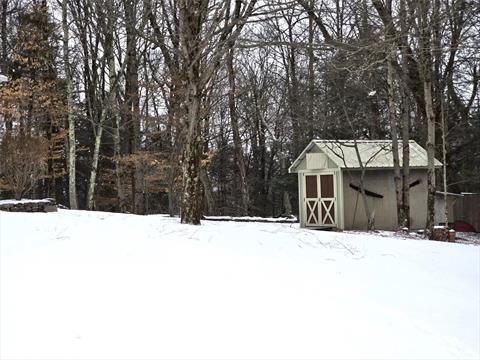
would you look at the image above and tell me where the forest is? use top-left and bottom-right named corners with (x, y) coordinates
top-left (0, 0), bottom-right (478, 232)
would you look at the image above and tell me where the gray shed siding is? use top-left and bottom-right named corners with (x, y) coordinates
top-left (341, 169), bottom-right (428, 230)
top-left (434, 194), bottom-right (459, 225)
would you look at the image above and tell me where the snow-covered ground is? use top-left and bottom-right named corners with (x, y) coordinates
top-left (1, 210), bottom-right (479, 360)
top-left (0, 198), bottom-right (53, 205)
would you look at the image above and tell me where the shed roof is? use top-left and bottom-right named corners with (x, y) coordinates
top-left (289, 140), bottom-right (442, 173)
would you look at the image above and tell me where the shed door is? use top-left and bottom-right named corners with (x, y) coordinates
top-left (304, 173), bottom-right (336, 226)
top-left (305, 175), bottom-right (320, 225)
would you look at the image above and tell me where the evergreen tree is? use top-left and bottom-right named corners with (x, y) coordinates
top-left (0, 1), bottom-right (65, 199)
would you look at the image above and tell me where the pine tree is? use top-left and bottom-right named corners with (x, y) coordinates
top-left (0, 1), bottom-right (65, 199)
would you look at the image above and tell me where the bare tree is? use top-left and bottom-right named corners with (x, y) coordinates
top-left (0, 134), bottom-right (48, 200)
top-left (226, 40), bottom-right (249, 216)
top-left (146, 0), bottom-right (256, 224)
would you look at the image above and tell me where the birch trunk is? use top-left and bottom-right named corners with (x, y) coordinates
top-left (424, 80), bottom-right (436, 238)
top-left (62, 0), bottom-right (78, 209)
top-left (399, 0), bottom-right (410, 228)
top-left (85, 60), bottom-right (127, 210)
top-left (400, 82), bottom-right (411, 228)
top-left (307, 2), bottom-right (315, 139)
top-left (417, 0), bottom-right (437, 239)
top-left (86, 116), bottom-right (104, 210)
top-left (85, 0), bottom-right (126, 211)
top-left (387, 54), bottom-right (402, 228)
top-left (441, 94), bottom-right (448, 225)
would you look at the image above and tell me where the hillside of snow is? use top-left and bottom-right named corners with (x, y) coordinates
top-left (1, 210), bottom-right (479, 359)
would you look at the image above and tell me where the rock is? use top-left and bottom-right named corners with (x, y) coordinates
top-left (0, 199), bottom-right (58, 213)
top-left (44, 204), bottom-right (57, 212)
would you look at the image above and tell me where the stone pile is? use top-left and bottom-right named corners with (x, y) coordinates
top-left (0, 199), bottom-right (58, 213)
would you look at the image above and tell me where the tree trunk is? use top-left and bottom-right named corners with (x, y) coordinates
top-left (417, 0), bottom-right (437, 239)
top-left (283, 192), bottom-right (292, 216)
top-left (0, 0), bottom-right (7, 73)
top-left (355, 144), bottom-right (375, 231)
top-left (387, 54), bottom-right (402, 228)
top-left (175, 0), bottom-right (257, 223)
top-left (281, 156), bottom-right (292, 216)
top-left (113, 115), bottom-right (125, 211)
top-left (226, 46), bottom-right (249, 216)
top-left (180, 137), bottom-right (202, 224)
top-left (101, 0), bottom-right (126, 212)
top-left (62, 0), bottom-right (78, 209)
top-left (168, 149), bottom-right (179, 217)
top-left (441, 92), bottom-right (448, 225)
top-left (86, 116), bottom-right (104, 210)
top-left (124, 0), bottom-right (144, 215)
top-left (180, 83), bottom-right (203, 225)
top-left (14, 188), bottom-right (22, 201)
top-left (86, 133), bottom-right (102, 210)
top-left (400, 82), bottom-right (411, 228)
top-left (307, 3), bottom-right (315, 139)
top-left (287, 23), bottom-right (301, 156)
top-left (199, 166), bottom-right (215, 216)
top-left (424, 79), bottom-right (436, 238)
top-left (399, 0), bottom-right (410, 229)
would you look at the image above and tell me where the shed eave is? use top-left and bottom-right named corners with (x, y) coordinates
top-left (338, 165), bottom-right (442, 171)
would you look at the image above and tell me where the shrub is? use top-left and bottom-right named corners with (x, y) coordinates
top-left (0, 133), bottom-right (48, 200)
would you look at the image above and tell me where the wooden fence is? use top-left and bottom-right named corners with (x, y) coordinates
top-left (454, 193), bottom-right (480, 232)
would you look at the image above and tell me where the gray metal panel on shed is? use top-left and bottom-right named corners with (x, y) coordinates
top-left (317, 140), bottom-right (441, 168)
top-left (289, 140), bottom-right (441, 172)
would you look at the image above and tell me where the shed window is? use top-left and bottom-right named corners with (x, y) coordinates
top-left (321, 175), bottom-right (334, 197)
top-left (305, 175), bottom-right (318, 198)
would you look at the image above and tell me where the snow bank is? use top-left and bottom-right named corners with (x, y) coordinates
top-left (205, 215), bottom-right (297, 223)
top-left (1, 210), bottom-right (479, 359)
top-left (0, 198), bottom-right (53, 205)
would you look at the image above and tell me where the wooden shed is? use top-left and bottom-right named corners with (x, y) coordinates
top-left (289, 140), bottom-right (442, 230)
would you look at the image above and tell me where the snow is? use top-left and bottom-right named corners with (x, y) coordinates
top-left (0, 198), bottom-right (53, 205)
top-left (1, 210), bottom-right (479, 360)
top-left (456, 232), bottom-right (480, 246)
top-left (205, 215), bottom-right (297, 223)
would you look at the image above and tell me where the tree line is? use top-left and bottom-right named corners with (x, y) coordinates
top-left (0, 0), bottom-right (478, 235)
